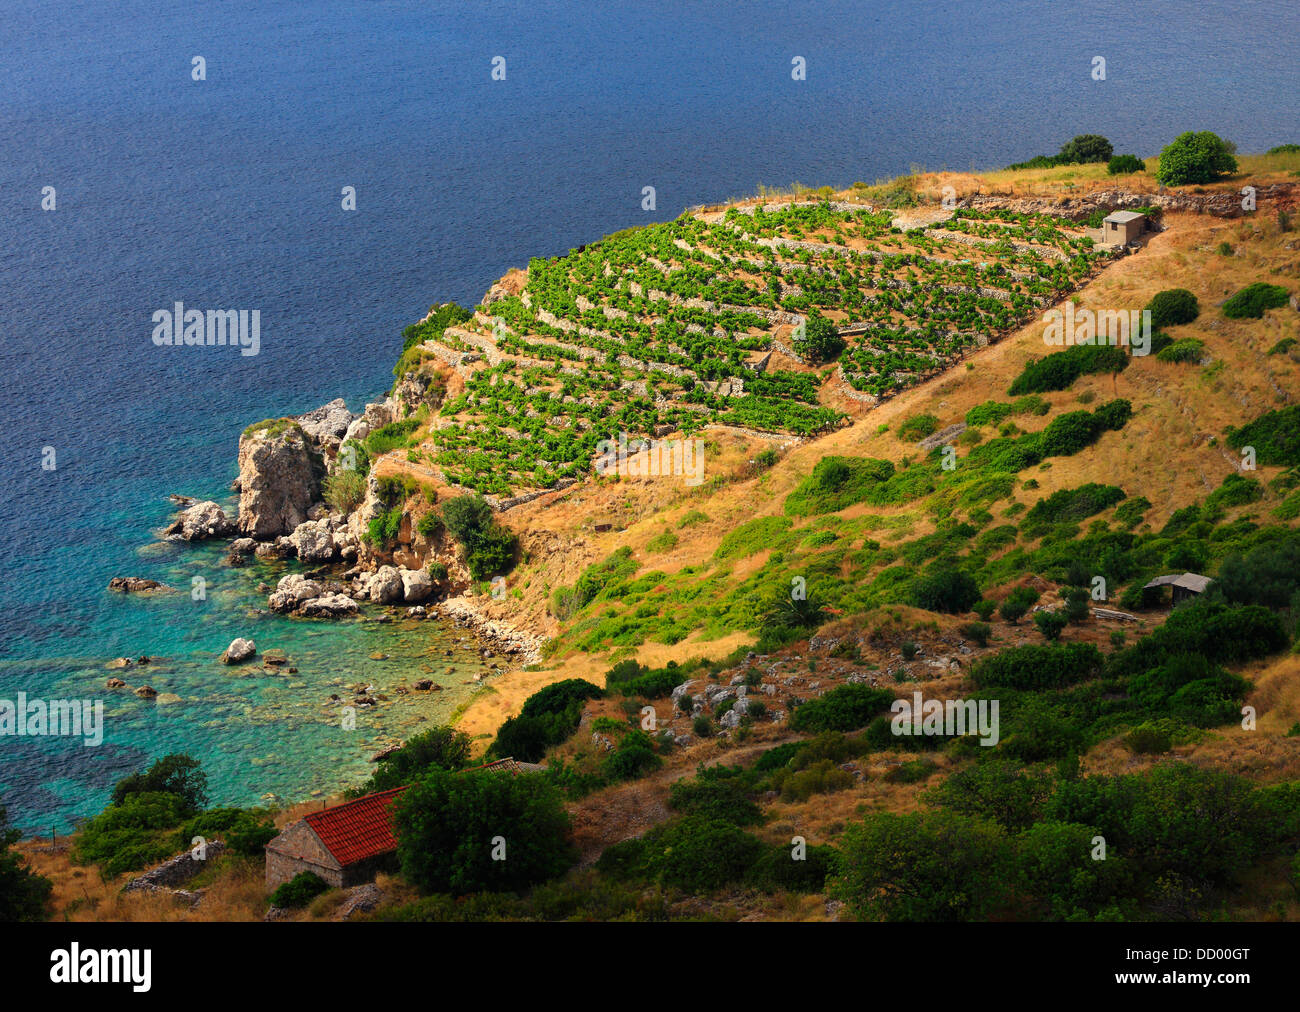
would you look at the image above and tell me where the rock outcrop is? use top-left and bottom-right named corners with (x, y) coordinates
top-left (399, 567), bottom-right (432, 603)
top-left (267, 574), bottom-right (323, 613)
top-left (236, 421), bottom-right (323, 539)
top-left (300, 593), bottom-right (359, 618)
top-left (366, 565), bottom-right (404, 605)
top-left (289, 518), bottom-right (337, 563)
top-left (296, 397), bottom-right (357, 464)
top-left (165, 500), bottom-right (235, 541)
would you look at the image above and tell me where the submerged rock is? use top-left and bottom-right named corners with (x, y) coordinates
top-left (108, 577), bottom-right (167, 593)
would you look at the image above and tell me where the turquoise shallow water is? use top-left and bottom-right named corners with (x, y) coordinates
top-left (0, 494), bottom-right (498, 835)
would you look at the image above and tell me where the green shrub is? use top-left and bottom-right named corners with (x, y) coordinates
top-left (1155, 131), bottom-right (1238, 186)
top-left (364, 418), bottom-right (421, 457)
top-left (415, 510), bottom-right (443, 539)
top-left (1033, 610), bottom-right (1068, 641)
top-left (356, 726), bottom-right (473, 794)
top-left (897, 413), bottom-right (941, 441)
top-left (1222, 282), bottom-right (1290, 319)
top-left (1155, 338), bottom-right (1205, 363)
top-left (790, 684), bottom-right (894, 732)
top-left (998, 586), bottom-right (1041, 624)
top-left (322, 470), bottom-right (367, 513)
top-left (784, 456), bottom-right (896, 516)
top-left (971, 642), bottom-right (1104, 689)
top-left (1009, 345), bottom-right (1129, 395)
top-left (1107, 154), bottom-right (1144, 174)
top-left (74, 792), bottom-right (192, 876)
top-left (0, 806), bottom-right (51, 921)
top-left (794, 311), bottom-right (846, 363)
top-left (270, 871), bottom-right (330, 908)
top-left (1206, 473), bottom-right (1263, 511)
top-left (1145, 288), bottom-right (1200, 328)
top-left (832, 810), bottom-right (1013, 921)
top-left (960, 621), bottom-right (991, 647)
top-left (748, 842), bottom-right (834, 893)
top-left (442, 494), bottom-right (519, 578)
top-left (493, 680), bottom-right (603, 762)
top-left (1123, 724), bottom-right (1172, 755)
top-left (1058, 134), bottom-right (1114, 164)
top-left (1021, 483), bottom-right (1125, 536)
top-left (1226, 406), bottom-right (1300, 467)
top-left (669, 773), bottom-right (762, 825)
top-left (646, 530), bottom-right (678, 553)
top-left (640, 817), bottom-right (764, 891)
top-left (111, 754), bottom-right (208, 814)
top-left (178, 808), bottom-right (277, 857)
top-left (910, 559), bottom-right (981, 614)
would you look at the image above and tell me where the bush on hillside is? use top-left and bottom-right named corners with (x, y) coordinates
top-left (1222, 282), bottom-right (1290, 319)
top-left (1225, 406), bottom-right (1300, 467)
top-left (1057, 135), bottom-right (1114, 164)
top-left (971, 642), bottom-right (1104, 690)
top-left (1107, 154), bottom-right (1144, 174)
top-left (1145, 288), bottom-right (1200, 328)
top-left (1008, 345), bottom-right (1129, 395)
top-left (790, 684), bottom-right (894, 732)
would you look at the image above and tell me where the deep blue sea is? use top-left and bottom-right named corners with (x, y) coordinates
top-left (1, 0), bottom-right (1297, 834)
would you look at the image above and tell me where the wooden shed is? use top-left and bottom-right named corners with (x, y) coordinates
top-left (1142, 572), bottom-right (1213, 607)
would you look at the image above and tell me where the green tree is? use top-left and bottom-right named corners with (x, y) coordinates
top-left (795, 312), bottom-right (846, 364)
top-left (1156, 131), bottom-right (1238, 186)
top-left (357, 726), bottom-right (474, 794)
top-left (1057, 134), bottom-right (1114, 164)
top-left (392, 770), bottom-right (576, 894)
top-left (111, 754), bottom-right (208, 814)
top-left (0, 805), bottom-right (52, 921)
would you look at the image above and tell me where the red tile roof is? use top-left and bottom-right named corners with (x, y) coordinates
top-left (297, 758), bottom-right (539, 867)
top-left (303, 786), bottom-right (407, 867)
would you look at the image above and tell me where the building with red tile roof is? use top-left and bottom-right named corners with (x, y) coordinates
top-left (264, 758), bottom-right (541, 890)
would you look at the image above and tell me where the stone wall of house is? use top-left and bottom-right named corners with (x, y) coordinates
top-left (264, 819), bottom-right (344, 890)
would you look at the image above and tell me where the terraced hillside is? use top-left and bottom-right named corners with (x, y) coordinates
top-left (402, 203), bottom-right (1118, 495)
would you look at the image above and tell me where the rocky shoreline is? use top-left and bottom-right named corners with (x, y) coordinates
top-left (135, 391), bottom-right (547, 679)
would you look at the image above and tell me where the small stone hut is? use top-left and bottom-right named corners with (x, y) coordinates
top-left (1103, 210), bottom-right (1146, 245)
